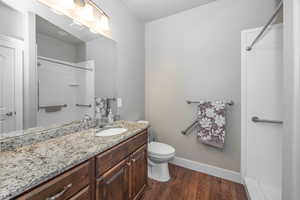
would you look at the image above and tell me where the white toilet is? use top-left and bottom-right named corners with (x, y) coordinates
top-left (137, 120), bottom-right (175, 182)
top-left (148, 141), bottom-right (175, 182)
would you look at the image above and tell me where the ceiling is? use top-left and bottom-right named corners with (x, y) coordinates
top-left (36, 15), bottom-right (84, 45)
top-left (121, 0), bottom-right (216, 22)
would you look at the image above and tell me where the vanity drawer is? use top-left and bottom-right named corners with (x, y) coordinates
top-left (69, 186), bottom-right (89, 200)
top-left (96, 131), bottom-right (147, 177)
top-left (17, 161), bottom-right (92, 200)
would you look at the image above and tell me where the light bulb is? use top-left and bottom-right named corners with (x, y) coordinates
top-left (98, 15), bottom-right (109, 31)
top-left (59, 0), bottom-right (76, 9)
top-left (80, 4), bottom-right (94, 21)
top-left (89, 28), bottom-right (98, 34)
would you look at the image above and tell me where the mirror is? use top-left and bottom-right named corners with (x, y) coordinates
top-left (0, 0), bottom-right (117, 136)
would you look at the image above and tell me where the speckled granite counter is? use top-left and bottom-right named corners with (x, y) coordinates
top-left (0, 121), bottom-right (148, 200)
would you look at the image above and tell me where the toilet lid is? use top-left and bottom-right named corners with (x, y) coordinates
top-left (148, 142), bottom-right (175, 156)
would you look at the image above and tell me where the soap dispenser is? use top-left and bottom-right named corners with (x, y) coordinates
top-left (108, 109), bottom-right (114, 123)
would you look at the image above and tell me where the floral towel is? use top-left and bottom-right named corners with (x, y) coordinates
top-left (197, 101), bottom-right (226, 149)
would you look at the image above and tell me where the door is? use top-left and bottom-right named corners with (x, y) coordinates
top-left (242, 25), bottom-right (283, 200)
top-left (130, 145), bottom-right (147, 200)
top-left (0, 36), bottom-right (23, 134)
top-left (0, 44), bottom-right (15, 133)
top-left (96, 159), bottom-right (130, 200)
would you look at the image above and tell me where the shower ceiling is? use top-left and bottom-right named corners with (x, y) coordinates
top-left (121, 0), bottom-right (216, 22)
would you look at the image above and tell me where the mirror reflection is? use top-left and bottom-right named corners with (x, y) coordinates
top-left (36, 15), bottom-right (94, 127)
top-left (0, 1), bottom-right (117, 136)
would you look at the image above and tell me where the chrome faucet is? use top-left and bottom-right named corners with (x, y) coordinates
top-left (80, 114), bottom-right (93, 130)
top-left (95, 97), bottom-right (116, 128)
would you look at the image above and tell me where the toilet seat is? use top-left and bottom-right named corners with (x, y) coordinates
top-left (148, 142), bottom-right (175, 158)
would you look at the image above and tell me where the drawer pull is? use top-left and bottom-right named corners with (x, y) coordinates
top-left (132, 152), bottom-right (145, 163)
top-left (46, 183), bottom-right (72, 200)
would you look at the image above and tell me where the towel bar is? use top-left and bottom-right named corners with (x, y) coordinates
top-left (186, 100), bottom-right (234, 106)
top-left (39, 104), bottom-right (67, 113)
top-left (39, 104), bottom-right (67, 109)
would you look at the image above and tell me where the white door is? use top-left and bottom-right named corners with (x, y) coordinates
top-left (0, 44), bottom-right (16, 133)
top-left (0, 36), bottom-right (23, 134)
top-left (242, 25), bottom-right (283, 200)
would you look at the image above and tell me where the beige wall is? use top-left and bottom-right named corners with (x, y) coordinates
top-left (145, 0), bottom-right (282, 172)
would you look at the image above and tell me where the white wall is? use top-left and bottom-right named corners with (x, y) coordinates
top-left (86, 37), bottom-right (117, 98)
top-left (93, 0), bottom-right (145, 120)
top-left (145, 0), bottom-right (281, 172)
top-left (0, 2), bottom-right (24, 40)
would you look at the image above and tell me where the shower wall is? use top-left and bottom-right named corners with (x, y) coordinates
top-left (37, 59), bottom-right (94, 127)
top-left (37, 33), bottom-right (85, 63)
top-left (36, 33), bottom-right (93, 127)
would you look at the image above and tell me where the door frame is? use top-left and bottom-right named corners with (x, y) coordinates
top-left (0, 34), bottom-right (24, 132)
top-left (282, 1), bottom-right (300, 200)
top-left (241, 24), bottom-right (283, 180)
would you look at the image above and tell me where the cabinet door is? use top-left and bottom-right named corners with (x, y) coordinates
top-left (130, 145), bottom-right (147, 200)
top-left (96, 159), bottom-right (130, 200)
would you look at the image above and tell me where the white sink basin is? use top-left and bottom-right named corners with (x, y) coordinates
top-left (95, 128), bottom-right (127, 137)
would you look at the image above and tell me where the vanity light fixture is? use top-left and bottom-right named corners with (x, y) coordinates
top-left (99, 15), bottom-right (109, 31)
top-left (80, 3), bottom-right (94, 21)
top-left (59, 0), bottom-right (76, 9)
top-left (36, 0), bottom-right (110, 36)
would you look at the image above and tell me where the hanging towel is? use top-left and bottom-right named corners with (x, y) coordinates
top-left (197, 101), bottom-right (226, 149)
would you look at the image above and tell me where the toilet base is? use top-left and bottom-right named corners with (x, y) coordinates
top-left (148, 162), bottom-right (170, 182)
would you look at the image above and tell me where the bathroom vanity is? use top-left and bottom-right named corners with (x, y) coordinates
top-left (0, 1), bottom-right (147, 200)
top-left (0, 121), bottom-right (148, 200)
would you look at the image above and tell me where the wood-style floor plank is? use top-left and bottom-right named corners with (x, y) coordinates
top-left (143, 164), bottom-right (248, 200)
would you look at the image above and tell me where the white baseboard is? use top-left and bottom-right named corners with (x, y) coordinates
top-left (170, 156), bottom-right (242, 183)
top-left (243, 177), bottom-right (265, 200)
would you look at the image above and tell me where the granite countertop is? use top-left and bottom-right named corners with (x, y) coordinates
top-left (0, 121), bottom-right (149, 200)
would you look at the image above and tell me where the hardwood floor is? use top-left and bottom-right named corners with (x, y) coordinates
top-left (143, 164), bottom-right (248, 200)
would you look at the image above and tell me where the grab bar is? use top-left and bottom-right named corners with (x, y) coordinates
top-left (252, 116), bottom-right (283, 124)
top-left (246, 1), bottom-right (283, 51)
top-left (181, 120), bottom-right (199, 135)
top-left (76, 104), bottom-right (92, 108)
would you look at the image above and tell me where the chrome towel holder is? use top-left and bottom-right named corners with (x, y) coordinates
top-left (186, 100), bottom-right (234, 106)
top-left (182, 100), bottom-right (234, 135)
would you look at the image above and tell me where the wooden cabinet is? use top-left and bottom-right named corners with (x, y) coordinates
top-left (17, 130), bottom-right (148, 200)
top-left (95, 133), bottom-right (148, 200)
top-left (130, 145), bottom-right (147, 200)
top-left (95, 144), bottom-right (148, 200)
top-left (96, 159), bottom-right (130, 200)
top-left (17, 160), bottom-right (94, 200)
top-left (96, 131), bottom-right (148, 177)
